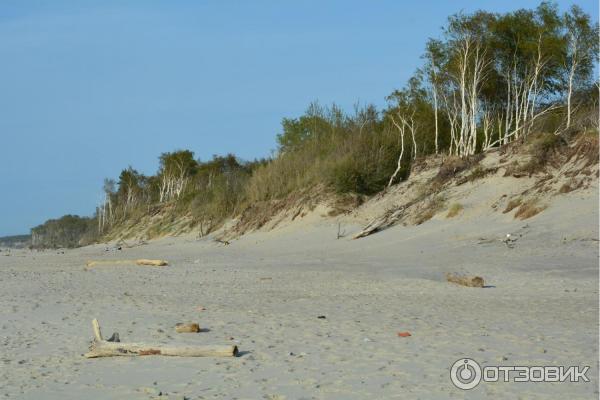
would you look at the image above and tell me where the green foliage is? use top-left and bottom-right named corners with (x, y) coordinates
top-left (563, 5), bottom-right (599, 89)
top-left (248, 103), bottom-right (409, 200)
top-left (0, 234), bottom-right (31, 249)
top-left (276, 102), bottom-right (347, 152)
top-left (31, 215), bottom-right (96, 248)
top-left (326, 124), bottom-right (408, 194)
top-left (95, 152), bottom-right (259, 236)
top-left (488, 3), bottom-right (564, 92)
top-left (159, 150), bottom-right (197, 178)
top-left (188, 154), bottom-right (254, 224)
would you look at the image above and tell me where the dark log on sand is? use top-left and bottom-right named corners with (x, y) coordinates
top-left (85, 319), bottom-right (237, 358)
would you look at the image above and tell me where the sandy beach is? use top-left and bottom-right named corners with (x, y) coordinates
top-left (2, 1), bottom-right (598, 398)
top-left (1, 183), bottom-right (597, 399)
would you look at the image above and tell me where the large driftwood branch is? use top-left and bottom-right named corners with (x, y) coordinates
top-left (85, 319), bottom-right (238, 358)
top-left (85, 259), bottom-right (168, 268)
top-left (86, 341), bottom-right (238, 358)
top-left (352, 207), bottom-right (405, 239)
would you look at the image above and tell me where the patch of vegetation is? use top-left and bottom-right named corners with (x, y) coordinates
top-left (566, 133), bottom-right (599, 169)
top-left (559, 182), bottom-right (575, 193)
top-left (503, 161), bottom-right (527, 177)
top-left (0, 234), bottom-right (31, 249)
top-left (446, 203), bottom-right (464, 218)
top-left (436, 157), bottom-right (469, 183)
top-left (520, 133), bottom-right (567, 174)
top-left (415, 194), bottom-right (446, 225)
top-left (327, 193), bottom-right (364, 217)
top-left (465, 166), bottom-right (492, 182)
top-left (31, 215), bottom-right (96, 248)
top-left (246, 103), bottom-right (411, 202)
top-left (514, 199), bottom-right (546, 220)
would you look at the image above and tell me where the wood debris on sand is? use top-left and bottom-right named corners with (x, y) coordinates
top-left (446, 273), bottom-right (485, 288)
top-left (85, 319), bottom-right (237, 358)
top-left (85, 259), bottom-right (168, 268)
top-left (175, 323), bottom-right (201, 333)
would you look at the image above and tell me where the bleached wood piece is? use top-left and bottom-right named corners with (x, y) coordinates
top-left (85, 259), bottom-right (168, 268)
top-left (85, 341), bottom-right (238, 358)
top-left (85, 320), bottom-right (237, 358)
top-left (135, 259), bottom-right (168, 266)
top-left (92, 318), bottom-right (103, 341)
top-left (352, 207), bottom-right (405, 239)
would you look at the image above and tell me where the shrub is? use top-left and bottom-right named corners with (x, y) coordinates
top-left (465, 166), bottom-right (489, 182)
top-left (521, 132), bottom-right (565, 173)
top-left (31, 215), bottom-right (96, 248)
top-left (435, 154), bottom-right (483, 184)
top-left (446, 203), bottom-right (464, 218)
top-left (246, 104), bottom-right (409, 200)
top-left (436, 156), bottom-right (469, 182)
top-left (558, 182), bottom-right (574, 193)
top-left (415, 194), bottom-right (446, 225)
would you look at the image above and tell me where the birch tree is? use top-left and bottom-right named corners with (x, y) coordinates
top-left (442, 32), bottom-right (489, 156)
top-left (387, 112), bottom-right (406, 187)
top-left (97, 179), bottom-right (115, 233)
top-left (424, 39), bottom-right (445, 154)
top-left (117, 167), bottom-right (143, 213)
top-left (158, 151), bottom-right (197, 202)
top-left (479, 3), bottom-right (565, 149)
top-left (563, 5), bottom-right (599, 128)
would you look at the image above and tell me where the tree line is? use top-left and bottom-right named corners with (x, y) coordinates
top-left (96, 153), bottom-right (261, 236)
top-left (31, 2), bottom-right (598, 246)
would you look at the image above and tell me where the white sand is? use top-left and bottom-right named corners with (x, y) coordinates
top-left (0, 183), bottom-right (598, 399)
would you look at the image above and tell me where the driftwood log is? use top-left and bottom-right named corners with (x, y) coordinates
top-left (446, 273), bottom-right (485, 288)
top-left (85, 319), bottom-right (237, 358)
top-left (175, 323), bottom-right (200, 333)
top-left (353, 207), bottom-right (405, 239)
top-left (135, 259), bottom-right (168, 266)
top-left (352, 193), bottom-right (440, 239)
top-left (85, 259), bottom-right (168, 268)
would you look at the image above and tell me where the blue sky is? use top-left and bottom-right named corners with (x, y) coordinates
top-left (0, 1), bottom-right (597, 236)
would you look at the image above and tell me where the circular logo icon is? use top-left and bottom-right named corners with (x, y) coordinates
top-left (450, 358), bottom-right (482, 390)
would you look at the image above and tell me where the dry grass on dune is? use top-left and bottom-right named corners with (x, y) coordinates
top-left (446, 203), bottom-right (463, 218)
top-left (514, 199), bottom-right (546, 220)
